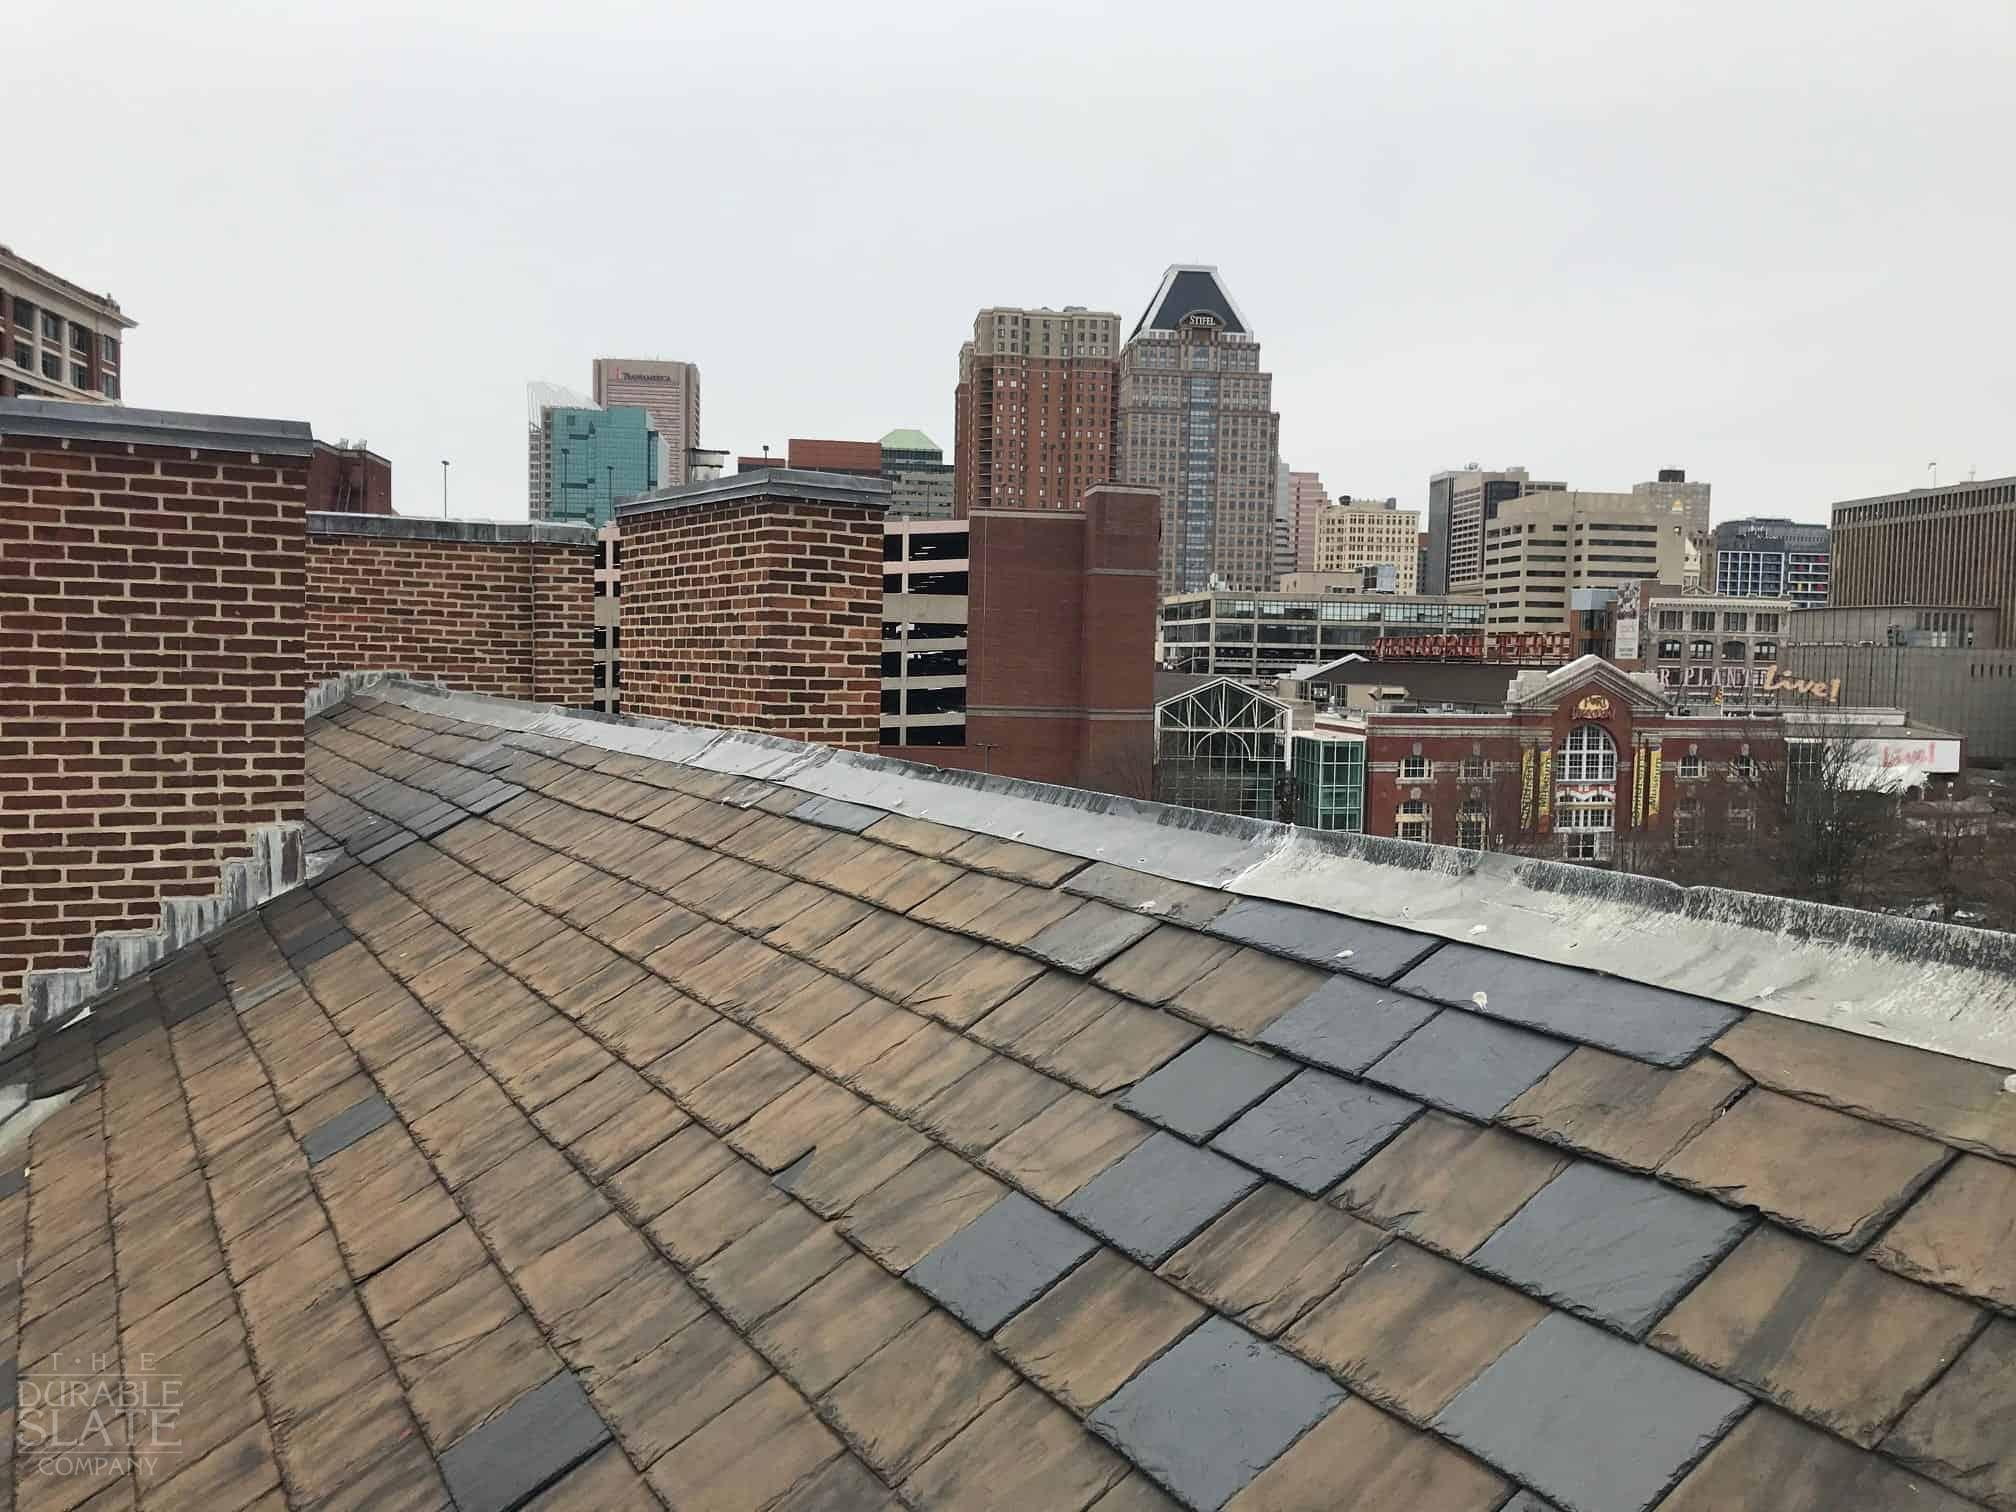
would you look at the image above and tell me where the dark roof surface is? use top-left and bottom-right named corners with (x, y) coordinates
top-left (1132, 268), bottom-right (1248, 338)
top-left (5, 687), bottom-right (2014, 1511)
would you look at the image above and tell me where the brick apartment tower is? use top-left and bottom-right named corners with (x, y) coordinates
top-left (963, 484), bottom-right (1160, 793)
top-left (953, 306), bottom-right (1120, 517)
top-left (0, 400), bottom-right (311, 1032)
top-left (616, 469), bottom-right (887, 748)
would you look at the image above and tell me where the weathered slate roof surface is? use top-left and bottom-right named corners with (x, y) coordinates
top-left (6, 687), bottom-right (2014, 1512)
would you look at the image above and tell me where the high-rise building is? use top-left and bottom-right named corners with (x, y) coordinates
top-left (1118, 266), bottom-right (1280, 593)
top-left (1480, 490), bottom-right (1691, 632)
top-left (592, 358), bottom-right (701, 487)
top-left (527, 381), bottom-right (595, 518)
top-left (0, 244), bottom-right (134, 403)
top-left (1313, 498), bottom-right (1421, 592)
top-left (953, 305), bottom-right (1120, 515)
top-left (1830, 475), bottom-right (2016, 647)
top-left (881, 429), bottom-right (954, 519)
top-left (1711, 517), bottom-right (1830, 605)
top-left (541, 406), bottom-right (661, 527)
top-left (1288, 470), bottom-right (1331, 573)
top-left (1633, 467), bottom-right (1712, 538)
top-left (1426, 466), bottom-right (1565, 595)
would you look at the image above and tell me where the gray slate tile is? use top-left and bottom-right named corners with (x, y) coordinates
top-left (1257, 976), bottom-right (1440, 1074)
top-left (438, 1371), bottom-right (609, 1512)
top-left (1207, 897), bottom-right (1439, 982)
top-left (907, 1192), bottom-right (1099, 1334)
top-left (1366, 1009), bottom-right (1573, 1119)
top-left (790, 795), bottom-right (886, 833)
top-left (301, 1093), bottom-right (397, 1165)
top-left (1395, 945), bottom-right (1741, 1067)
top-left (293, 928), bottom-right (358, 966)
top-left (1089, 1317), bottom-right (1345, 1512)
top-left (1468, 1162), bottom-right (1751, 1337)
top-left (1117, 1037), bottom-right (1297, 1141)
top-left (1499, 1496), bottom-right (1561, 1512)
top-left (1432, 1312), bottom-right (1748, 1512)
top-left (1062, 1131), bottom-right (1262, 1265)
top-left (1211, 1071), bottom-right (1418, 1196)
top-left (1025, 902), bottom-right (1160, 974)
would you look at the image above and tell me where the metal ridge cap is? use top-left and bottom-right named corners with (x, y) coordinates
top-left (0, 398), bottom-right (315, 456)
top-left (305, 514), bottom-right (596, 544)
top-left (618, 467), bottom-right (892, 520)
top-left (351, 679), bottom-right (2016, 1070)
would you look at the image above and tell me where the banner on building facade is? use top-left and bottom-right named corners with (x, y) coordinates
top-left (1537, 749), bottom-right (1553, 823)
top-left (1519, 747), bottom-right (1535, 829)
top-left (1647, 745), bottom-right (1662, 817)
top-left (1632, 746), bottom-right (1647, 828)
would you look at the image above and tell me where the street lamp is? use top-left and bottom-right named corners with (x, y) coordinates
top-left (440, 459), bottom-right (449, 518)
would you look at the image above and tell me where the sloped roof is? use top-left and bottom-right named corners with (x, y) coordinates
top-left (1131, 266), bottom-right (1251, 340)
top-left (879, 428), bottom-right (941, 454)
top-left (6, 681), bottom-right (2014, 1512)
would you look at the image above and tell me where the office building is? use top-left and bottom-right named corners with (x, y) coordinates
top-left (1633, 467), bottom-right (1712, 538)
top-left (1481, 490), bottom-right (1690, 632)
top-left (1830, 474), bottom-right (2016, 647)
top-left (880, 429), bottom-right (954, 518)
top-left (1118, 266), bottom-right (1281, 594)
top-left (1631, 588), bottom-right (1795, 712)
top-left (1313, 498), bottom-right (1420, 592)
top-left (1781, 604), bottom-right (2016, 763)
top-left (881, 518), bottom-right (971, 748)
top-left (1426, 466), bottom-right (1565, 595)
top-left (540, 405), bottom-right (661, 527)
top-left (0, 244), bottom-right (133, 403)
top-left (591, 358), bottom-right (701, 487)
top-left (1158, 589), bottom-right (1487, 679)
top-left (1711, 517), bottom-right (1830, 605)
top-left (953, 305), bottom-right (1120, 515)
top-left (1286, 469), bottom-right (1331, 574)
top-left (307, 441), bottom-right (392, 514)
top-left (526, 381), bottom-right (594, 516)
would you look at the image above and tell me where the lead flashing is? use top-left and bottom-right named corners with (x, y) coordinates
top-left (0, 398), bottom-right (314, 456)
top-left (618, 467), bottom-right (891, 521)
top-left (306, 514), bottom-right (596, 545)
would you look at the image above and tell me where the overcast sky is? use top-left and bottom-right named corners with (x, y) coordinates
top-left (19, 1), bottom-right (2012, 525)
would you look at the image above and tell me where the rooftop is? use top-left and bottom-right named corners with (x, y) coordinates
top-left (880, 428), bottom-right (941, 453)
top-left (0, 242), bottom-right (136, 326)
top-left (6, 678), bottom-right (2014, 1512)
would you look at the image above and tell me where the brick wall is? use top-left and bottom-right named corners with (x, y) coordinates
top-left (0, 404), bottom-right (312, 1024)
top-left (617, 470), bottom-right (887, 748)
top-left (306, 516), bottom-right (596, 705)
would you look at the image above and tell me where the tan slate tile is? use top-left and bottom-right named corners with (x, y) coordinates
top-left (779, 1107), bottom-right (935, 1219)
top-left (838, 1146), bottom-right (1007, 1269)
top-left (647, 1019), bottom-right (760, 1098)
top-left (748, 976), bottom-right (873, 1050)
top-left (1159, 1185), bottom-right (1387, 1337)
top-left (1713, 1011), bottom-right (2016, 1160)
top-left (1870, 1152), bottom-right (2016, 1309)
top-left (608, 1123), bottom-right (738, 1221)
top-left (532, 1061), bottom-right (657, 1146)
top-left (971, 973), bottom-right (1116, 1057)
top-left (681, 1041), bottom-right (807, 1132)
top-left (983, 1090), bottom-right (1153, 1204)
top-left (729, 1076), bottom-right (866, 1172)
top-left (1333, 1109), bottom-right (1567, 1257)
top-left (585, 978), bottom-right (715, 1066)
top-left (849, 1019), bottom-right (991, 1115)
top-left (1500, 1045), bottom-right (1748, 1170)
top-left (593, 1312), bottom-right (772, 1467)
top-left (764, 890), bottom-right (878, 956)
top-left (695, 1201), bottom-right (854, 1329)
top-left (1222, 1397), bottom-right (1508, 1512)
top-left (864, 812), bottom-right (975, 858)
top-left (1661, 1404), bottom-right (1979, 1512)
top-left (916, 1054), bottom-right (1068, 1157)
top-left (1882, 1316), bottom-right (2016, 1509)
top-left (1090, 1472), bottom-right (1184, 1512)
top-left (1284, 1240), bottom-right (1545, 1421)
top-left (1650, 1224), bottom-right (1982, 1446)
top-left (139, 1417), bottom-right (284, 1512)
top-left (905, 1382), bottom-right (1129, 1512)
top-left (798, 998), bottom-right (926, 1081)
top-left (1168, 947), bottom-right (1330, 1039)
top-left (946, 834), bottom-right (1084, 886)
top-left (1093, 927), bottom-right (1239, 1006)
top-left (647, 1375), bottom-right (842, 1512)
top-left (994, 1248), bottom-right (1204, 1414)
top-left (407, 1077), bottom-right (541, 1190)
top-left (647, 1158), bottom-right (790, 1267)
top-left (1041, 999), bottom-right (1205, 1095)
top-left (822, 1310), bottom-right (1018, 1481)
top-left (1660, 1086), bottom-right (1949, 1251)
top-left (754, 1251), bottom-right (935, 1397)
top-left (360, 1221), bottom-right (490, 1326)
top-left (906, 945), bottom-right (1046, 1029)
top-left (458, 1142), bottom-right (610, 1269)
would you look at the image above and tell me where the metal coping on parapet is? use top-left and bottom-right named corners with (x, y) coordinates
top-left (305, 514), bottom-right (597, 545)
top-left (616, 467), bottom-right (893, 521)
top-left (0, 398), bottom-right (316, 457)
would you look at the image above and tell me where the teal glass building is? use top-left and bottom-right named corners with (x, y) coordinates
top-left (542, 406), bottom-right (659, 526)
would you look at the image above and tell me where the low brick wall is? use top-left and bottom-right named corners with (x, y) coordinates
top-left (0, 402), bottom-right (312, 1026)
top-left (306, 515), bottom-right (597, 706)
top-left (617, 470), bottom-right (887, 749)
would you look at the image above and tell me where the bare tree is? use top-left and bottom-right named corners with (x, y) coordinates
top-left (1753, 728), bottom-right (1900, 908)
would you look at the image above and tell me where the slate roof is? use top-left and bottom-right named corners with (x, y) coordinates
top-left (4, 682), bottom-right (2015, 1512)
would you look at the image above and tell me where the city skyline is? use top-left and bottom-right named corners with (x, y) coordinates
top-left (16, 2), bottom-right (2012, 524)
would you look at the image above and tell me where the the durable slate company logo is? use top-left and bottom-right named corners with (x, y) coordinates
top-left (14, 1351), bottom-right (182, 1479)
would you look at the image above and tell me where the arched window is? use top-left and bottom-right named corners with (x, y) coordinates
top-left (1560, 722), bottom-right (1618, 783)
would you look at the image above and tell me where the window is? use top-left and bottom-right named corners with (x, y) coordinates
top-left (1753, 640), bottom-right (1777, 662)
top-left (71, 363), bottom-right (89, 389)
top-left (1691, 611), bottom-right (1716, 632)
top-left (1658, 611), bottom-right (1684, 631)
top-left (1399, 755), bottom-right (1429, 782)
top-left (101, 372), bottom-right (119, 400)
top-left (1689, 640), bottom-right (1713, 660)
top-left (69, 322), bottom-right (90, 354)
top-left (10, 341), bottom-right (28, 370)
top-left (1730, 754), bottom-right (1760, 782)
top-left (1460, 755), bottom-right (1485, 781)
top-left (101, 335), bottom-right (118, 367)
top-left (41, 353), bottom-right (60, 380)
top-left (1674, 800), bottom-right (1701, 849)
top-left (1396, 799), bottom-right (1428, 841)
top-left (1729, 800), bottom-right (1755, 833)
top-left (1721, 640), bottom-right (1747, 662)
top-left (1754, 613), bottom-right (1779, 633)
top-left (1559, 723), bottom-right (1617, 783)
top-left (1657, 639), bottom-right (1684, 659)
top-left (10, 296), bottom-right (33, 328)
top-left (41, 311), bottom-right (62, 342)
top-left (1457, 803), bottom-right (1486, 850)
top-left (1722, 612), bottom-right (1748, 632)
top-left (1561, 828), bottom-right (1613, 861)
top-left (1679, 753), bottom-right (1705, 779)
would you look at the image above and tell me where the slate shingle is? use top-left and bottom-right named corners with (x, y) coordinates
top-left (1211, 1071), bottom-right (1419, 1196)
top-left (1364, 1009), bottom-right (1573, 1120)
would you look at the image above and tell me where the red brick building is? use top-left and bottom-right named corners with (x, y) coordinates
top-left (306, 440), bottom-right (393, 514)
top-left (785, 438), bottom-right (882, 476)
top-left (954, 306), bottom-right (1120, 516)
top-left (1365, 655), bottom-right (1782, 859)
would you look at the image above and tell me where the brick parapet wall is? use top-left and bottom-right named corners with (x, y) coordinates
top-left (618, 475), bottom-right (885, 748)
top-left (0, 424), bottom-right (309, 1019)
top-left (305, 515), bottom-right (596, 706)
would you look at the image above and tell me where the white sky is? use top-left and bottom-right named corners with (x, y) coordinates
top-left (18, 0), bottom-right (2013, 525)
